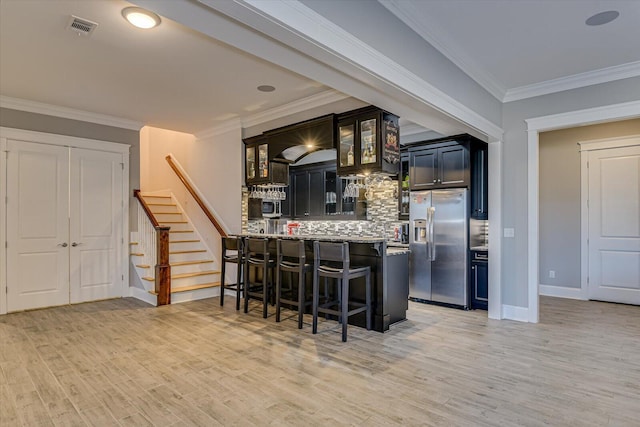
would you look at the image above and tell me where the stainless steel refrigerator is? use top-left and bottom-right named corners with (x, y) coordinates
top-left (409, 189), bottom-right (468, 307)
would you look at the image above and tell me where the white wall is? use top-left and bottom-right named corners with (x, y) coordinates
top-left (501, 76), bottom-right (640, 308)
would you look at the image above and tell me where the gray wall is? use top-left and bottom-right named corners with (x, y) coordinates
top-left (501, 76), bottom-right (640, 307)
top-left (539, 119), bottom-right (640, 288)
top-left (0, 108), bottom-right (140, 228)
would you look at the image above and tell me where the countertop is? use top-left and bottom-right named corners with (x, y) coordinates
top-left (235, 233), bottom-right (411, 254)
top-left (470, 246), bottom-right (489, 251)
top-left (237, 233), bottom-right (386, 243)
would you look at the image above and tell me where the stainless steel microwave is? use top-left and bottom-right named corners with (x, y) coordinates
top-left (262, 200), bottom-right (281, 218)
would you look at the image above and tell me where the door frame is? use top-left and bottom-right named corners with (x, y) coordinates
top-left (525, 100), bottom-right (640, 323)
top-left (578, 135), bottom-right (640, 300)
top-left (0, 127), bottom-right (130, 315)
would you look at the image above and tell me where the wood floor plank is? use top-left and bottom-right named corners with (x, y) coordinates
top-left (1, 296), bottom-right (638, 426)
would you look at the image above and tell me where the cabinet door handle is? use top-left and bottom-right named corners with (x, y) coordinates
top-left (433, 179), bottom-right (437, 183)
top-left (58, 242), bottom-right (68, 247)
top-left (72, 242), bottom-right (82, 247)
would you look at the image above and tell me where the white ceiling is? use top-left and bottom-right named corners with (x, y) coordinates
top-left (0, 0), bottom-right (346, 134)
top-left (2, 1), bottom-right (638, 137)
top-left (381, 0), bottom-right (640, 101)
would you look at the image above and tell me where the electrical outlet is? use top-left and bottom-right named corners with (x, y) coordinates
top-left (549, 270), bottom-right (556, 279)
top-left (503, 228), bottom-right (515, 238)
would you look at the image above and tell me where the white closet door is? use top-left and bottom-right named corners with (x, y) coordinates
top-left (70, 148), bottom-right (123, 303)
top-left (588, 145), bottom-right (640, 304)
top-left (6, 140), bottom-right (70, 311)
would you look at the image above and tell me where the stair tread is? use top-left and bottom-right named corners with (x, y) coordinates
top-left (154, 212), bottom-right (182, 215)
top-left (170, 230), bottom-right (194, 233)
top-left (136, 264), bottom-right (151, 268)
top-left (129, 242), bottom-right (138, 245)
top-left (171, 239), bottom-right (200, 243)
top-left (159, 221), bottom-right (187, 224)
top-left (170, 249), bottom-right (207, 254)
top-left (148, 282), bottom-right (221, 295)
top-left (130, 252), bottom-right (144, 256)
top-left (141, 195), bottom-right (171, 198)
top-left (147, 203), bottom-right (176, 206)
top-left (171, 260), bottom-right (214, 266)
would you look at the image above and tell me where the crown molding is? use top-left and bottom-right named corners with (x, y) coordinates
top-left (193, 89), bottom-right (348, 139)
top-left (380, 0), bottom-right (506, 102)
top-left (526, 100), bottom-right (640, 132)
top-left (241, 89), bottom-right (349, 129)
top-left (399, 123), bottom-right (428, 136)
top-left (504, 61), bottom-right (640, 103)
top-left (195, 118), bottom-right (242, 140)
top-left (0, 96), bottom-right (143, 131)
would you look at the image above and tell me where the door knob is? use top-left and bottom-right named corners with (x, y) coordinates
top-left (58, 242), bottom-right (68, 247)
top-left (71, 242), bottom-right (82, 247)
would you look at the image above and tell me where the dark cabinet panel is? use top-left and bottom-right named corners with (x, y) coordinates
top-left (410, 149), bottom-right (438, 190)
top-left (471, 257), bottom-right (488, 310)
top-left (471, 145), bottom-right (488, 219)
top-left (309, 170), bottom-right (325, 217)
top-left (439, 145), bottom-right (466, 185)
top-left (293, 171), bottom-right (309, 218)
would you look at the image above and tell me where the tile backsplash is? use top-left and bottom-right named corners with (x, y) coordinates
top-left (243, 177), bottom-right (408, 239)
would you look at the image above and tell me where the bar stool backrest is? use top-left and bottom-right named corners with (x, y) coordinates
top-left (314, 241), bottom-right (350, 269)
top-left (246, 237), bottom-right (269, 261)
top-left (222, 236), bottom-right (243, 260)
top-left (278, 239), bottom-right (305, 264)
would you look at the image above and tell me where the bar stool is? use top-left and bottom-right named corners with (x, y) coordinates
top-left (312, 241), bottom-right (372, 342)
top-left (275, 239), bottom-right (312, 329)
top-left (220, 236), bottom-right (244, 310)
top-left (244, 237), bottom-right (275, 318)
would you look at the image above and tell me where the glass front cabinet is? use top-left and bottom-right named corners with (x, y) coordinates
top-left (336, 107), bottom-right (400, 176)
top-left (244, 135), bottom-right (289, 186)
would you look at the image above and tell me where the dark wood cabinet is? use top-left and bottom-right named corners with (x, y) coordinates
top-left (289, 161), bottom-right (366, 219)
top-left (336, 106), bottom-right (399, 176)
top-left (409, 142), bottom-right (468, 190)
top-left (471, 251), bottom-right (488, 310)
top-left (471, 144), bottom-right (488, 219)
top-left (244, 135), bottom-right (289, 186)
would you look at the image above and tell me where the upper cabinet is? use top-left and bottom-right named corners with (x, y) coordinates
top-left (244, 135), bottom-right (289, 186)
top-left (470, 143), bottom-right (488, 219)
top-left (336, 107), bottom-right (400, 176)
top-left (409, 142), bottom-right (468, 190)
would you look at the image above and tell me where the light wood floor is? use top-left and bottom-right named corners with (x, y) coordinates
top-left (1, 296), bottom-right (638, 426)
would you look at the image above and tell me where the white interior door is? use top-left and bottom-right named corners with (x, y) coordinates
top-left (587, 145), bottom-right (640, 304)
top-left (6, 140), bottom-right (70, 311)
top-left (70, 148), bottom-right (123, 303)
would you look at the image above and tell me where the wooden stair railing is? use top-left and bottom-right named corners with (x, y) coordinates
top-left (165, 154), bottom-right (228, 238)
top-left (134, 189), bottom-right (171, 305)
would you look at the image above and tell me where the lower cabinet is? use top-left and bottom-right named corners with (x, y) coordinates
top-left (470, 254), bottom-right (488, 310)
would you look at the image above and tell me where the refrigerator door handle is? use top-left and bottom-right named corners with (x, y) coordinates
top-left (429, 206), bottom-right (436, 261)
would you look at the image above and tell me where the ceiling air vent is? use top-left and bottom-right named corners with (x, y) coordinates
top-left (66, 15), bottom-right (98, 36)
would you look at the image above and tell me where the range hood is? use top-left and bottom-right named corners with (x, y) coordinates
top-left (265, 114), bottom-right (335, 163)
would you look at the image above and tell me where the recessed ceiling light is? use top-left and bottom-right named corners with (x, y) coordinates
top-left (585, 10), bottom-right (619, 26)
top-left (122, 7), bottom-right (161, 29)
top-left (257, 85), bottom-right (276, 92)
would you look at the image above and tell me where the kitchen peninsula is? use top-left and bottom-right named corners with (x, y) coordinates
top-left (236, 233), bottom-right (409, 332)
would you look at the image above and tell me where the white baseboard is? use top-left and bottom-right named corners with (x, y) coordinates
top-left (129, 286), bottom-right (157, 306)
top-left (539, 284), bottom-right (587, 300)
top-left (501, 304), bottom-right (529, 322)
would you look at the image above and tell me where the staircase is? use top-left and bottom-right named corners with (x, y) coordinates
top-left (130, 192), bottom-right (221, 305)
